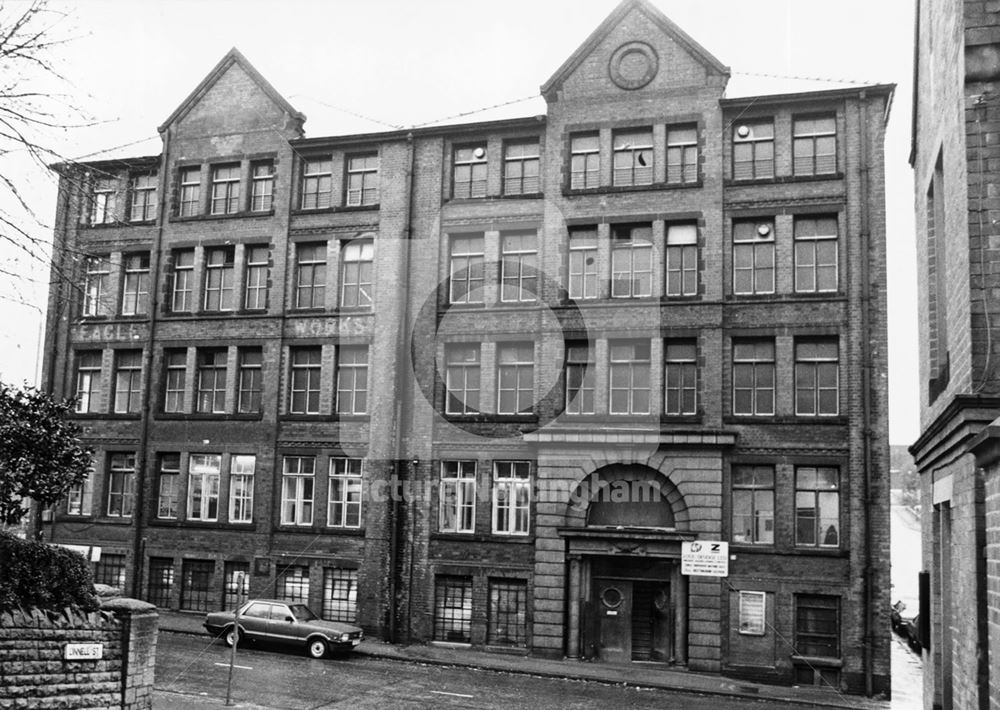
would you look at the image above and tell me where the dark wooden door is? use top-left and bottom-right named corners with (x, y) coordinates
top-left (595, 579), bottom-right (632, 663)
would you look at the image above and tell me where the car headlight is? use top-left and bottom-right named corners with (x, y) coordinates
top-left (339, 633), bottom-right (350, 642)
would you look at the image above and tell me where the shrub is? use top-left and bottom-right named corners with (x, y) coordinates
top-left (0, 532), bottom-right (99, 611)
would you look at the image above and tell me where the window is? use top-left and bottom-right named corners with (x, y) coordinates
top-left (281, 456), bottom-right (315, 526)
top-left (75, 351), bottom-right (103, 413)
top-left (795, 466), bottom-right (840, 547)
top-left (322, 568), bottom-right (358, 622)
top-left (196, 349), bottom-right (227, 413)
top-left (445, 344), bottom-right (481, 415)
top-left (666, 224), bottom-right (698, 297)
top-left (496, 343), bottom-right (534, 415)
top-left (665, 340), bottom-right (697, 415)
top-left (301, 158), bottom-right (332, 210)
top-left (794, 217), bottom-right (838, 293)
top-left (492, 461), bottom-right (530, 535)
top-left (346, 153), bottom-right (379, 206)
top-left (666, 125), bottom-right (698, 184)
top-left (187, 454), bottom-right (221, 521)
top-left (180, 560), bottom-right (214, 612)
top-left (500, 231), bottom-right (537, 302)
top-left (732, 340), bottom-right (775, 416)
top-left (503, 141), bottom-right (540, 195)
top-left (609, 340), bottom-right (651, 415)
top-left (565, 342), bottom-right (595, 415)
top-left (795, 595), bottom-right (840, 657)
top-left (336, 345), bottom-right (368, 415)
top-left (66, 474), bottom-right (92, 516)
top-left (793, 116), bottom-right (836, 176)
top-left (82, 256), bottom-right (111, 317)
top-left (204, 246), bottom-right (235, 311)
top-left (570, 133), bottom-right (600, 189)
top-left (130, 173), bottom-right (157, 222)
top-left (440, 460), bottom-right (476, 533)
top-left (328, 457), bottom-right (363, 528)
top-left (113, 350), bottom-right (142, 414)
top-left (449, 235), bottom-right (485, 304)
top-left (94, 553), bottom-right (127, 588)
top-left (340, 240), bottom-right (373, 308)
top-left (733, 220), bottom-right (775, 295)
top-left (434, 576), bottom-right (473, 643)
top-left (612, 129), bottom-right (653, 186)
top-left (732, 465), bottom-right (774, 544)
top-left (276, 565), bottom-right (309, 603)
top-left (733, 121), bottom-right (774, 180)
top-left (90, 177), bottom-right (117, 224)
top-left (237, 348), bottom-right (263, 414)
top-left (157, 453), bottom-right (180, 519)
top-left (229, 455), bottom-right (255, 523)
top-left (738, 591), bottom-right (766, 635)
top-left (289, 347), bottom-right (322, 415)
top-left (453, 144), bottom-right (487, 199)
top-left (795, 341), bottom-right (839, 416)
top-left (171, 249), bottom-right (194, 313)
top-left (568, 227), bottom-right (598, 300)
top-left (244, 245), bottom-right (269, 310)
top-left (210, 164), bottom-right (240, 215)
top-left (147, 558), bottom-right (173, 607)
top-left (223, 561), bottom-right (249, 610)
top-left (250, 161), bottom-right (274, 212)
top-left (611, 224), bottom-right (653, 298)
top-left (106, 452), bottom-right (135, 517)
top-left (489, 579), bottom-right (528, 646)
top-left (178, 166), bottom-right (201, 217)
top-left (294, 242), bottom-right (327, 309)
top-left (121, 253), bottom-right (150, 316)
top-left (163, 349), bottom-right (186, 413)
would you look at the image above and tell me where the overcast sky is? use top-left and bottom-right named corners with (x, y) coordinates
top-left (0, 0), bottom-right (917, 443)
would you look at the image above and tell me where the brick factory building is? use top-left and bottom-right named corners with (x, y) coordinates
top-left (40, 0), bottom-right (892, 695)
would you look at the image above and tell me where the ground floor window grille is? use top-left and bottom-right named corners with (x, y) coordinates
top-left (146, 558), bottom-right (173, 607)
top-left (180, 559), bottom-right (214, 612)
top-left (488, 579), bottom-right (527, 647)
top-left (94, 553), bottom-right (127, 588)
top-left (322, 567), bottom-right (358, 622)
top-left (434, 575), bottom-right (473, 643)
top-left (276, 565), bottom-right (309, 603)
top-left (223, 561), bottom-right (250, 610)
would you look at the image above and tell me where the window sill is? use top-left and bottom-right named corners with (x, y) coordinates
top-left (156, 412), bottom-right (263, 421)
top-left (291, 204), bottom-right (380, 216)
top-left (431, 532), bottom-right (534, 544)
top-left (726, 292), bottom-right (847, 302)
top-left (443, 413), bottom-right (539, 424)
top-left (320, 527), bottom-right (366, 537)
top-left (562, 180), bottom-right (703, 196)
top-left (724, 172), bottom-right (842, 187)
top-left (729, 544), bottom-right (847, 558)
top-left (280, 414), bottom-right (341, 422)
top-left (497, 192), bottom-right (544, 200)
top-left (148, 520), bottom-right (259, 531)
top-left (659, 414), bottom-right (704, 424)
top-left (169, 210), bottom-right (275, 223)
top-left (790, 655), bottom-right (842, 668)
top-left (722, 415), bottom-right (848, 425)
top-left (71, 413), bottom-right (141, 420)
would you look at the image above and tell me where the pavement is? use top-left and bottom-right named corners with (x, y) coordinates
top-left (153, 610), bottom-right (893, 709)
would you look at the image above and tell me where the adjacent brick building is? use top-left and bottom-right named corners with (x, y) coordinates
top-left (40, 0), bottom-right (892, 695)
top-left (910, 0), bottom-right (1000, 708)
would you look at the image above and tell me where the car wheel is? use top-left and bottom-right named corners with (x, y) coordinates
top-left (224, 626), bottom-right (240, 648)
top-left (307, 638), bottom-right (327, 659)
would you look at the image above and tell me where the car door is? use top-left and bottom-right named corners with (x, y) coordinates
top-left (239, 602), bottom-right (272, 642)
top-left (266, 603), bottom-right (300, 646)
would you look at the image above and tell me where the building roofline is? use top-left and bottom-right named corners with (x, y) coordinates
top-left (722, 83), bottom-right (896, 124)
top-left (50, 154), bottom-right (162, 174)
top-left (291, 115), bottom-right (547, 149)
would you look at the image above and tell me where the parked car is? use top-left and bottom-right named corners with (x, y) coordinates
top-left (204, 599), bottom-right (363, 658)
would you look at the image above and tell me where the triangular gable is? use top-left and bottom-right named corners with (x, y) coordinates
top-left (541, 0), bottom-right (729, 100)
top-left (158, 47), bottom-right (305, 133)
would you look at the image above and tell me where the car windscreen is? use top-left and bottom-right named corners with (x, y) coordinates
top-left (288, 604), bottom-right (318, 621)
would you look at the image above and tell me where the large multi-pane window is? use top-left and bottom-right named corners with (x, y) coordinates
top-left (733, 220), bottom-right (775, 295)
top-left (795, 595), bottom-right (840, 657)
top-left (237, 348), bottom-right (263, 414)
top-left (75, 351), bottom-right (103, 413)
top-left (196, 349), bottom-right (227, 413)
top-left (281, 456), bottom-right (315, 526)
top-left (121, 253), bottom-right (150, 316)
top-left (147, 558), bottom-right (173, 607)
top-left (223, 561), bottom-right (250, 610)
top-left (106, 452), bottom-right (136, 518)
top-left (570, 133), bottom-right (600, 189)
top-left (732, 464), bottom-right (774, 544)
top-left (289, 347), bottom-right (321, 415)
top-left (496, 343), bottom-right (534, 415)
top-left (664, 340), bottom-right (697, 415)
top-left (243, 245), bottom-right (269, 310)
top-left (204, 247), bottom-right (235, 311)
top-left (449, 235), bottom-right (484, 304)
top-left (336, 345), bottom-right (368, 415)
top-left (611, 224), bottom-right (653, 298)
top-left (794, 217), bottom-right (838, 293)
top-left (328, 457), bottom-right (362, 528)
top-left (612, 129), bottom-right (653, 186)
top-left (187, 454), bottom-right (221, 521)
top-left (732, 340), bottom-right (775, 416)
top-left (666, 125), bottom-right (698, 183)
top-left (322, 568), bottom-right (358, 622)
top-left (277, 566), bottom-right (310, 604)
top-left (210, 164), bottom-right (241, 215)
top-left (82, 256), bottom-right (111, 317)
top-left (609, 340), bottom-right (651, 415)
top-left (340, 240), bottom-right (373, 308)
top-left (229, 455), bottom-right (255, 523)
top-left (129, 173), bottom-right (157, 222)
top-left (795, 340), bottom-right (839, 416)
top-left (568, 227), bottom-right (598, 300)
top-left (163, 349), bottom-right (186, 413)
top-left (66, 474), bottom-right (92, 516)
top-left (90, 177), bottom-right (117, 224)
top-left (301, 158), bottom-right (332, 210)
top-left (113, 350), bottom-right (142, 414)
top-left (503, 141), bottom-right (540, 195)
top-left (294, 242), bottom-right (326, 309)
top-left (733, 121), bottom-right (775, 180)
top-left (250, 161), bottom-right (274, 212)
top-left (492, 461), bottom-right (530, 535)
top-left (178, 166), bottom-right (201, 217)
top-left (157, 453), bottom-right (180, 519)
top-left (500, 231), bottom-right (537, 303)
top-left (488, 579), bottom-right (527, 647)
top-left (171, 249), bottom-right (194, 312)
top-left (440, 460), bottom-right (476, 533)
top-left (565, 342), bottom-right (595, 415)
top-left (180, 560), bottom-right (213, 612)
top-left (793, 116), bottom-right (837, 176)
top-left (445, 344), bottom-right (481, 415)
top-left (346, 153), bottom-right (379, 206)
top-left (453, 145), bottom-right (487, 199)
top-left (94, 553), bottom-right (127, 588)
top-left (434, 575), bottom-right (473, 643)
top-left (666, 224), bottom-right (698, 297)
top-left (795, 466), bottom-right (840, 547)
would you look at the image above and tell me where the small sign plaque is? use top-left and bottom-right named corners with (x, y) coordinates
top-left (681, 541), bottom-right (729, 577)
top-left (64, 643), bottom-right (103, 660)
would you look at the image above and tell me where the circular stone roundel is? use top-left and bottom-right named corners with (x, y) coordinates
top-left (609, 41), bottom-right (659, 90)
